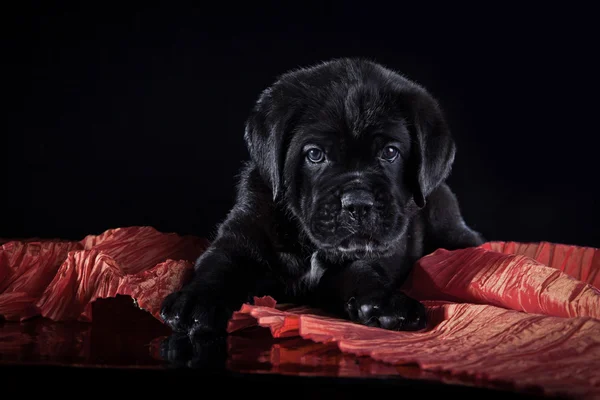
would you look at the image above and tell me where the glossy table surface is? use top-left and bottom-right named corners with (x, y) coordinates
top-left (0, 296), bottom-right (554, 398)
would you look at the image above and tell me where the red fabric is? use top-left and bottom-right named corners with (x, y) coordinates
top-left (0, 227), bottom-right (208, 321)
top-left (1, 227), bottom-right (599, 398)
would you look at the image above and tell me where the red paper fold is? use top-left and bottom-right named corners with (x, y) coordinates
top-left (402, 246), bottom-right (600, 319)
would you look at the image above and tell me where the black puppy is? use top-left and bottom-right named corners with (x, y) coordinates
top-left (161, 58), bottom-right (483, 336)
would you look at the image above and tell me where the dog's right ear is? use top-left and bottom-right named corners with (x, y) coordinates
top-left (243, 88), bottom-right (287, 201)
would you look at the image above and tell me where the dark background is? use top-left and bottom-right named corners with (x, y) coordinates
top-left (3, 4), bottom-right (599, 248)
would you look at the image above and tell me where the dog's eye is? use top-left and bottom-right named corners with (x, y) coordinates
top-left (306, 148), bottom-right (325, 163)
top-left (380, 146), bottom-right (400, 162)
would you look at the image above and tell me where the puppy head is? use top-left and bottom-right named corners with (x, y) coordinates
top-left (244, 58), bottom-right (455, 258)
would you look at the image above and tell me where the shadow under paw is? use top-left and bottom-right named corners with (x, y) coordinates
top-left (158, 331), bottom-right (228, 369)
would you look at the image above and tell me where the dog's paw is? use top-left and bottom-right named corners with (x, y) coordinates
top-left (345, 292), bottom-right (427, 331)
top-left (160, 288), bottom-right (231, 336)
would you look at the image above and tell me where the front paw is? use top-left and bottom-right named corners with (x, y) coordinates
top-left (345, 292), bottom-right (427, 331)
top-left (160, 288), bottom-right (231, 336)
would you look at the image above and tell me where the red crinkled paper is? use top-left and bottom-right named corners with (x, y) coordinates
top-left (0, 226), bottom-right (208, 322)
top-left (1, 227), bottom-right (599, 398)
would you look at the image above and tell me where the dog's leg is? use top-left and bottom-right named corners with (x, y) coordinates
top-left (160, 216), bottom-right (274, 336)
top-left (160, 185), bottom-right (277, 337)
top-left (423, 183), bottom-right (485, 252)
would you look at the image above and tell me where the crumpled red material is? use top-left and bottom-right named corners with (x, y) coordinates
top-left (1, 227), bottom-right (599, 398)
top-left (0, 226), bottom-right (208, 322)
top-left (227, 242), bottom-right (600, 399)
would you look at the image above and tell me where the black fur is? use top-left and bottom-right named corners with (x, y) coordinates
top-left (160, 58), bottom-right (484, 337)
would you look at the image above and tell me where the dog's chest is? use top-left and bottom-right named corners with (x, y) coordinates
top-left (302, 252), bottom-right (326, 288)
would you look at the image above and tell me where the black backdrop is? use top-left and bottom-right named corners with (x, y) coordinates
top-left (3, 4), bottom-right (599, 248)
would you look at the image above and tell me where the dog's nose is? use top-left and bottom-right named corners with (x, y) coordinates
top-left (341, 190), bottom-right (374, 219)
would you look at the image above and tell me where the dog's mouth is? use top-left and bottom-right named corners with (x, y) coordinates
top-left (337, 235), bottom-right (382, 253)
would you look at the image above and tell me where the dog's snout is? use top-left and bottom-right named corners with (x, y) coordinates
top-left (341, 190), bottom-right (374, 219)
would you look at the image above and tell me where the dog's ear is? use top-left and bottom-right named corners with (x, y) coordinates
top-left (243, 89), bottom-right (288, 201)
top-left (407, 90), bottom-right (456, 208)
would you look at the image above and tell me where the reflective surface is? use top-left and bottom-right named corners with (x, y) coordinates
top-left (0, 296), bottom-right (548, 398)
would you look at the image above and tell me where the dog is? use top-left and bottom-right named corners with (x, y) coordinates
top-left (160, 58), bottom-right (484, 337)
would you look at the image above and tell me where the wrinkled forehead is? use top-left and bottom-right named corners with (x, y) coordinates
top-left (313, 83), bottom-right (406, 129)
top-left (291, 99), bottom-right (412, 154)
top-left (281, 78), bottom-right (417, 164)
top-left (297, 82), bottom-right (411, 143)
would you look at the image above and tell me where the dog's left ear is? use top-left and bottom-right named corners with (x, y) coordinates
top-left (407, 90), bottom-right (457, 208)
top-left (243, 88), bottom-right (289, 202)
